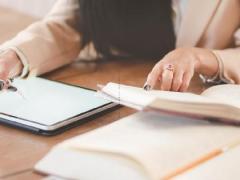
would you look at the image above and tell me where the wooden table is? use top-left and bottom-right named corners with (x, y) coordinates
top-left (0, 7), bottom-right (206, 180)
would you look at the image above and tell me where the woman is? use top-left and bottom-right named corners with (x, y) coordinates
top-left (0, 0), bottom-right (240, 92)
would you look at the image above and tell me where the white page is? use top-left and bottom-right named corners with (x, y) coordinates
top-left (201, 84), bottom-right (240, 108)
top-left (102, 83), bottom-right (214, 108)
top-left (0, 78), bottom-right (110, 126)
top-left (37, 112), bottom-right (240, 180)
top-left (173, 145), bottom-right (240, 180)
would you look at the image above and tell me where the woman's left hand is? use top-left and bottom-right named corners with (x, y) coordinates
top-left (144, 48), bottom-right (219, 92)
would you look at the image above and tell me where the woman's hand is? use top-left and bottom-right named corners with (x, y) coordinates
top-left (0, 50), bottom-right (22, 89)
top-left (144, 48), bottom-right (219, 92)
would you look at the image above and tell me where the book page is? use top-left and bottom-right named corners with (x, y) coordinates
top-left (0, 78), bottom-right (110, 126)
top-left (201, 84), bottom-right (240, 108)
top-left (36, 147), bottom-right (149, 180)
top-left (102, 83), bottom-right (214, 109)
top-left (174, 145), bottom-right (240, 180)
top-left (38, 112), bottom-right (240, 180)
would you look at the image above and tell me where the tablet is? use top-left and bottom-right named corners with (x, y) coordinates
top-left (0, 78), bottom-right (117, 135)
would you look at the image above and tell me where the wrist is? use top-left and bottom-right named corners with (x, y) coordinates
top-left (194, 48), bottom-right (219, 77)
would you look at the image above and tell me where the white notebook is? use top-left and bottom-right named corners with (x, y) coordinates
top-left (35, 112), bottom-right (240, 180)
top-left (0, 77), bottom-right (115, 134)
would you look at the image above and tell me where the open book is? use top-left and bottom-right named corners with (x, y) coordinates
top-left (35, 112), bottom-right (240, 180)
top-left (98, 83), bottom-right (240, 125)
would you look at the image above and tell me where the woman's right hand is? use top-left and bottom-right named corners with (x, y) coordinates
top-left (0, 50), bottom-right (23, 89)
top-left (144, 48), bottom-right (219, 92)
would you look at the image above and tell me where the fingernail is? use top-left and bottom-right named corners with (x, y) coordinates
top-left (0, 80), bottom-right (5, 91)
top-left (8, 86), bottom-right (18, 92)
top-left (143, 84), bottom-right (152, 91)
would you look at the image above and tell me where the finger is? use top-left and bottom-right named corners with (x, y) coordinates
top-left (0, 79), bottom-right (10, 90)
top-left (0, 79), bottom-right (10, 91)
top-left (4, 79), bottom-right (12, 89)
top-left (0, 70), bottom-right (8, 81)
top-left (0, 79), bottom-right (4, 90)
top-left (171, 70), bottom-right (184, 92)
top-left (160, 69), bottom-right (174, 91)
top-left (179, 71), bottom-right (194, 92)
top-left (0, 64), bottom-right (10, 90)
top-left (145, 63), bottom-right (163, 90)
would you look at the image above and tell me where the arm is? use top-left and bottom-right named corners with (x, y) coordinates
top-left (0, 0), bottom-right (82, 77)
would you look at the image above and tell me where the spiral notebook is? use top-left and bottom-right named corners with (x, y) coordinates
top-left (0, 77), bottom-right (116, 135)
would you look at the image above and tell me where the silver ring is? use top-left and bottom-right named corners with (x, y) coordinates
top-left (164, 64), bottom-right (174, 72)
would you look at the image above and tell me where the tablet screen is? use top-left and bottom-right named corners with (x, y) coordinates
top-left (0, 78), bottom-right (111, 126)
